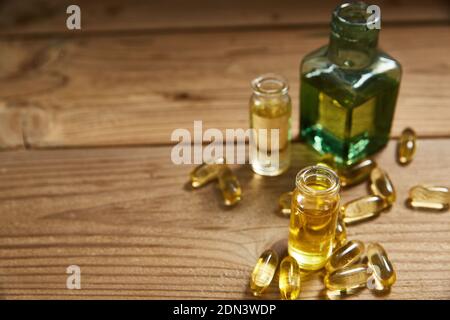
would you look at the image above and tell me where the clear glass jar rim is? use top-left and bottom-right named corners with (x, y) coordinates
top-left (332, 2), bottom-right (380, 27)
top-left (251, 73), bottom-right (289, 96)
top-left (295, 165), bottom-right (340, 196)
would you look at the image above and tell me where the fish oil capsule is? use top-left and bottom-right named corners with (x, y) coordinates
top-left (410, 185), bottom-right (449, 203)
top-left (370, 167), bottom-right (396, 204)
top-left (367, 243), bottom-right (396, 288)
top-left (326, 240), bottom-right (365, 273)
top-left (317, 153), bottom-right (336, 169)
top-left (190, 158), bottom-right (225, 188)
top-left (279, 256), bottom-right (301, 300)
top-left (324, 264), bottom-right (369, 291)
top-left (406, 199), bottom-right (449, 211)
top-left (338, 159), bottom-right (376, 188)
top-left (250, 249), bottom-right (279, 296)
top-left (341, 195), bottom-right (389, 225)
top-left (397, 127), bottom-right (416, 165)
top-left (334, 217), bottom-right (347, 249)
top-left (278, 191), bottom-right (292, 216)
top-left (218, 166), bottom-right (242, 206)
top-left (406, 185), bottom-right (449, 212)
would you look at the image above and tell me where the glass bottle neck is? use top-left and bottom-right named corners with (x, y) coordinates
top-left (295, 166), bottom-right (340, 198)
top-left (251, 73), bottom-right (289, 98)
top-left (327, 2), bottom-right (379, 69)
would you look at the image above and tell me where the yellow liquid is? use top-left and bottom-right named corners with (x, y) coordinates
top-left (370, 167), bottom-right (396, 205)
top-left (250, 249), bottom-right (279, 296)
top-left (278, 191), bottom-right (293, 216)
top-left (334, 217), bottom-right (347, 249)
top-left (279, 256), bottom-right (301, 300)
top-left (367, 243), bottom-right (396, 288)
top-left (288, 182), bottom-right (340, 270)
top-left (250, 101), bottom-right (291, 176)
top-left (397, 127), bottom-right (416, 165)
top-left (218, 167), bottom-right (242, 206)
top-left (324, 264), bottom-right (369, 291)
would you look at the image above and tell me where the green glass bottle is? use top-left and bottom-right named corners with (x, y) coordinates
top-left (300, 2), bottom-right (401, 166)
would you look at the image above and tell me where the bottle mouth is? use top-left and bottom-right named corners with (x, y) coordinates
top-left (295, 165), bottom-right (340, 196)
top-left (331, 2), bottom-right (379, 37)
top-left (335, 2), bottom-right (372, 25)
top-left (251, 73), bottom-right (289, 96)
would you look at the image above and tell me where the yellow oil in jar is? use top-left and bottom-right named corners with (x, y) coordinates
top-left (288, 166), bottom-right (340, 270)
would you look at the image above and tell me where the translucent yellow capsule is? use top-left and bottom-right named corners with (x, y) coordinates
top-left (406, 199), bottom-right (449, 212)
top-left (278, 191), bottom-right (292, 216)
top-left (406, 185), bottom-right (449, 212)
top-left (397, 127), bottom-right (416, 165)
top-left (339, 159), bottom-right (376, 188)
top-left (279, 256), bottom-right (301, 300)
top-left (190, 158), bottom-right (225, 188)
top-left (324, 264), bottom-right (369, 291)
top-left (410, 185), bottom-right (449, 202)
top-left (326, 240), bottom-right (365, 273)
top-left (250, 249), bottom-right (279, 296)
top-left (317, 153), bottom-right (336, 169)
top-left (370, 167), bottom-right (396, 204)
top-left (334, 217), bottom-right (347, 249)
top-left (367, 243), bottom-right (396, 288)
top-left (218, 166), bottom-right (242, 206)
top-left (341, 195), bottom-right (389, 225)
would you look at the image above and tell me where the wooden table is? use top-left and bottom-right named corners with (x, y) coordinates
top-left (0, 0), bottom-right (449, 299)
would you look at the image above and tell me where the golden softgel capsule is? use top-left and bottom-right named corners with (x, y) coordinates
top-left (324, 264), bottom-right (369, 291)
top-left (288, 166), bottom-right (340, 270)
top-left (406, 185), bottom-right (449, 212)
top-left (279, 256), bottom-right (301, 300)
top-left (334, 217), bottom-right (347, 249)
top-left (326, 240), bottom-right (365, 273)
top-left (339, 159), bottom-right (376, 188)
top-left (250, 249), bottom-right (279, 296)
top-left (218, 166), bottom-right (242, 206)
top-left (317, 153), bottom-right (336, 169)
top-left (397, 127), bottom-right (416, 165)
top-left (370, 167), bottom-right (396, 204)
top-left (341, 195), bottom-right (389, 225)
top-left (367, 243), bottom-right (396, 288)
top-left (279, 191), bottom-right (293, 216)
top-left (190, 158), bottom-right (224, 188)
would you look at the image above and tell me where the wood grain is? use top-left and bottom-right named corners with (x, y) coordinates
top-left (0, 139), bottom-right (449, 299)
top-left (0, 25), bottom-right (449, 149)
top-left (0, 0), bottom-right (448, 35)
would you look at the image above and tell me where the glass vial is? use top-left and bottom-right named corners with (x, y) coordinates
top-left (300, 2), bottom-right (402, 165)
top-left (288, 165), bottom-right (341, 270)
top-left (250, 74), bottom-right (292, 176)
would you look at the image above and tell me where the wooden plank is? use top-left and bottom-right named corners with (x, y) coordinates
top-left (0, 25), bottom-right (449, 148)
top-left (0, 102), bottom-right (24, 149)
top-left (0, 0), bottom-right (448, 35)
top-left (0, 139), bottom-right (449, 299)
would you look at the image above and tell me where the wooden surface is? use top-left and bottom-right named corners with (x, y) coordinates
top-left (0, 140), bottom-right (449, 299)
top-left (0, 0), bottom-right (449, 300)
top-left (0, 26), bottom-right (449, 149)
top-left (1, 0), bottom-right (448, 35)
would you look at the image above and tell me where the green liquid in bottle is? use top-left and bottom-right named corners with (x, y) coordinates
top-left (300, 3), bottom-right (401, 165)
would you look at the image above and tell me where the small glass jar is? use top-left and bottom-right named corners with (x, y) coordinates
top-left (288, 165), bottom-right (341, 270)
top-left (249, 74), bottom-right (292, 176)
